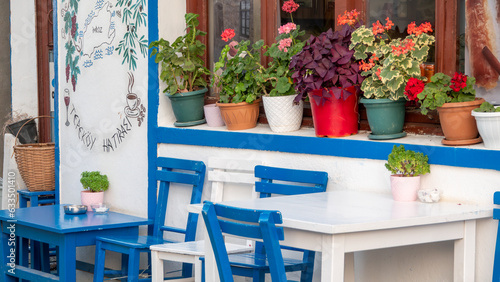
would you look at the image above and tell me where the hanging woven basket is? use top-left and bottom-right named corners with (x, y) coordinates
top-left (13, 116), bottom-right (55, 191)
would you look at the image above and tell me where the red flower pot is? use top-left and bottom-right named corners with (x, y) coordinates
top-left (308, 87), bottom-right (359, 137)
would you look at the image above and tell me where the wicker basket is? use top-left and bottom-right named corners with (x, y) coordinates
top-left (13, 117), bottom-right (55, 191)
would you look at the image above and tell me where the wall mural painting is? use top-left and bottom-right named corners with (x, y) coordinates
top-left (59, 0), bottom-right (147, 153)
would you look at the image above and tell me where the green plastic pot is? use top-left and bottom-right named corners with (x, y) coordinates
top-left (360, 98), bottom-right (406, 140)
top-left (166, 88), bottom-right (207, 127)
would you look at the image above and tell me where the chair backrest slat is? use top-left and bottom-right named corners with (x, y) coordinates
top-left (254, 165), bottom-right (328, 198)
top-left (202, 201), bottom-right (287, 282)
top-left (152, 157), bottom-right (206, 241)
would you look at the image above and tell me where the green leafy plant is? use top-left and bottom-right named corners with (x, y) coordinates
top-left (473, 102), bottom-right (500, 112)
top-left (213, 37), bottom-right (267, 103)
top-left (416, 72), bottom-right (476, 115)
top-left (80, 171), bottom-right (109, 192)
top-left (263, 0), bottom-right (305, 97)
top-left (349, 16), bottom-right (435, 100)
top-left (385, 145), bottom-right (430, 177)
top-left (149, 13), bottom-right (210, 94)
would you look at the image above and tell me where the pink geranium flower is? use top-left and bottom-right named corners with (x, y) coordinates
top-left (278, 22), bottom-right (297, 34)
top-left (278, 38), bottom-right (292, 52)
top-left (282, 0), bottom-right (299, 13)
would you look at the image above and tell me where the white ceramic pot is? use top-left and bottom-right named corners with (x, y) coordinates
top-left (390, 175), bottom-right (421, 202)
top-left (81, 191), bottom-right (104, 210)
top-left (262, 94), bottom-right (303, 133)
top-left (204, 104), bottom-right (225, 127)
top-left (471, 110), bottom-right (500, 149)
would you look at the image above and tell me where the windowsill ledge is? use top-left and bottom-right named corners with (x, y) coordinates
top-left (156, 123), bottom-right (499, 171)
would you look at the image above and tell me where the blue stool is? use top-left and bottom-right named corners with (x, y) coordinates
top-left (17, 189), bottom-right (56, 273)
top-left (17, 190), bottom-right (56, 208)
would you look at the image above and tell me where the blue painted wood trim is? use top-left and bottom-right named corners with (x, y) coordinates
top-left (148, 0), bottom-right (159, 236)
top-left (157, 127), bottom-right (500, 171)
top-left (53, 0), bottom-right (60, 204)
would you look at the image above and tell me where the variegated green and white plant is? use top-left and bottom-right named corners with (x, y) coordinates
top-left (349, 18), bottom-right (435, 100)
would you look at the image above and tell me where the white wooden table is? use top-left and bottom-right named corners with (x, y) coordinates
top-left (191, 190), bottom-right (493, 282)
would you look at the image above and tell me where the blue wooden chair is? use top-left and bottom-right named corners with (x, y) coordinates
top-left (229, 165), bottom-right (328, 282)
top-left (202, 201), bottom-right (290, 282)
top-left (93, 157), bottom-right (206, 281)
top-left (493, 191), bottom-right (500, 281)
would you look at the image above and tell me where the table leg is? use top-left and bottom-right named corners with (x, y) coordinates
top-left (454, 220), bottom-right (476, 282)
top-left (0, 228), bottom-right (16, 282)
top-left (151, 250), bottom-right (163, 282)
top-left (58, 235), bottom-right (77, 282)
top-left (321, 234), bottom-right (345, 282)
top-left (203, 219), bottom-right (219, 282)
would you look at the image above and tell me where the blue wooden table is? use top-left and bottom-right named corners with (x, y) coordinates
top-left (0, 205), bottom-right (151, 281)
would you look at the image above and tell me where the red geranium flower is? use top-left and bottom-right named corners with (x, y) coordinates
top-left (221, 29), bottom-right (235, 42)
top-left (450, 72), bottom-right (467, 92)
top-left (404, 77), bottom-right (425, 101)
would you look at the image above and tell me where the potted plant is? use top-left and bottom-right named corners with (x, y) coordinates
top-left (149, 13), bottom-right (211, 127)
top-left (261, 0), bottom-right (306, 133)
top-left (414, 72), bottom-right (484, 145)
top-left (385, 145), bottom-right (430, 201)
top-left (80, 171), bottom-right (109, 210)
top-left (472, 101), bottom-right (500, 149)
top-left (212, 30), bottom-right (267, 130)
top-left (349, 15), bottom-right (435, 140)
top-left (289, 10), bottom-right (364, 137)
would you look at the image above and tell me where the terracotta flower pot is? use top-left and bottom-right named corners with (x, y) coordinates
top-left (217, 99), bottom-right (261, 130)
top-left (390, 175), bottom-right (421, 202)
top-left (437, 98), bottom-right (484, 145)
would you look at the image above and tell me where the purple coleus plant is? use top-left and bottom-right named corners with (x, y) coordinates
top-left (289, 24), bottom-right (364, 106)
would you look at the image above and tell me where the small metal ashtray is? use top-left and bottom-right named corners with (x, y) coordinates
top-left (64, 204), bottom-right (88, 215)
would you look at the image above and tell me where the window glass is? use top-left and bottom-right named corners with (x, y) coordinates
top-left (367, 0), bottom-right (436, 62)
top-left (210, 0), bottom-right (261, 69)
top-left (280, 0), bottom-right (335, 38)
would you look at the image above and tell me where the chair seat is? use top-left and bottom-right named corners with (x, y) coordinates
top-left (228, 252), bottom-right (308, 270)
top-left (150, 240), bottom-right (253, 256)
top-left (97, 235), bottom-right (175, 249)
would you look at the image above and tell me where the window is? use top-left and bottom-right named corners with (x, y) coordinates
top-left (189, 0), bottom-right (460, 135)
top-left (240, 0), bottom-right (251, 37)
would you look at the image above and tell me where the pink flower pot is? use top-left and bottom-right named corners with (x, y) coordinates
top-left (204, 104), bottom-right (225, 127)
top-left (390, 175), bottom-right (421, 201)
top-left (81, 191), bottom-right (104, 210)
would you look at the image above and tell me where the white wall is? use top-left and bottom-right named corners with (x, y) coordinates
top-left (10, 0), bottom-right (38, 117)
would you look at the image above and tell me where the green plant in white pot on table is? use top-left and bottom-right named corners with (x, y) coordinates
top-left (149, 13), bottom-right (211, 127)
top-left (385, 145), bottom-right (430, 201)
top-left (80, 171), bottom-right (109, 210)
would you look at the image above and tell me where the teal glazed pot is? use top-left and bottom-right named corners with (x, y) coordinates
top-left (360, 98), bottom-right (406, 140)
top-left (166, 88), bottom-right (207, 127)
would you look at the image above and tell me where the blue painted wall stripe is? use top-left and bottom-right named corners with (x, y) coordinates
top-left (148, 0), bottom-right (159, 235)
top-left (53, 0), bottom-right (60, 204)
top-left (157, 127), bottom-right (500, 171)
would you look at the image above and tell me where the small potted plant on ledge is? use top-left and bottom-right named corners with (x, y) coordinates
top-left (349, 15), bottom-right (435, 140)
top-left (212, 30), bottom-right (267, 130)
top-left (149, 13), bottom-right (211, 127)
top-left (472, 101), bottom-right (500, 149)
top-left (415, 72), bottom-right (484, 146)
top-left (80, 171), bottom-right (109, 210)
top-left (289, 10), bottom-right (364, 137)
top-left (385, 145), bottom-right (430, 201)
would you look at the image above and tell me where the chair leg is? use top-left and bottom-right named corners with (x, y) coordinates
top-left (300, 251), bottom-right (315, 282)
top-left (127, 249), bottom-right (141, 282)
top-left (93, 240), bottom-right (106, 282)
top-left (121, 253), bottom-right (129, 282)
top-left (252, 269), bottom-right (265, 282)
